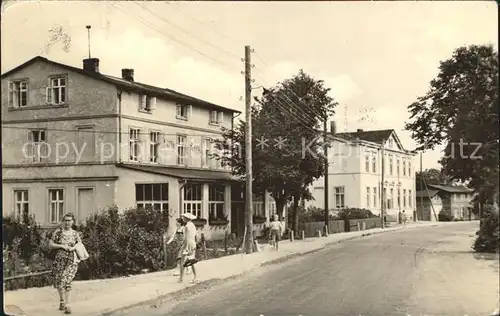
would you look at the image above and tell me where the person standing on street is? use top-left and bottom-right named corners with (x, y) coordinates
top-left (269, 214), bottom-right (283, 251)
top-left (179, 213), bottom-right (198, 283)
top-left (402, 210), bottom-right (407, 226)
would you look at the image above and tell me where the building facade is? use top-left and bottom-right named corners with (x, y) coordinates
top-left (1, 56), bottom-right (276, 239)
top-left (307, 128), bottom-right (417, 222)
top-left (416, 184), bottom-right (475, 221)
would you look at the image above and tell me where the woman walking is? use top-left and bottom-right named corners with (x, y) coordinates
top-left (49, 213), bottom-right (82, 314)
top-left (179, 213), bottom-right (198, 284)
top-left (166, 218), bottom-right (189, 276)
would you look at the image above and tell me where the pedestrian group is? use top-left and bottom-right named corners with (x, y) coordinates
top-left (48, 211), bottom-right (283, 313)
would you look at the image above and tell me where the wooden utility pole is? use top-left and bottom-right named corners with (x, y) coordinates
top-left (244, 45), bottom-right (254, 254)
top-left (324, 120), bottom-right (335, 234)
top-left (380, 140), bottom-right (386, 228)
top-left (420, 151), bottom-right (424, 221)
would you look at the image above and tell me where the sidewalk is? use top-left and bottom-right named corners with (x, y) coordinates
top-left (3, 221), bottom-right (447, 316)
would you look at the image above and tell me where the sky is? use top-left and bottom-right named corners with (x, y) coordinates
top-left (1, 1), bottom-right (498, 170)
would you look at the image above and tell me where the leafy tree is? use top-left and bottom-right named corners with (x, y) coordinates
top-left (405, 45), bottom-right (499, 207)
top-left (215, 70), bottom-right (337, 248)
top-left (415, 168), bottom-right (453, 190)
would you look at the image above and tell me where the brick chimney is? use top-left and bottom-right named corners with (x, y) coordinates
top-left (121, 69), bottom-right (134, 81)
top-left (357, 128), bottom-right (363, 133)
top-left (82, 58), bottom-right (99, 73)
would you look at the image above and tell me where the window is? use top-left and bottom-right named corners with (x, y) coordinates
top-left (253, 194), bottom-right (265, 217)
top-left (389, 155), bottom-right (393, 175)
top-left (8, 80), bottom-right (28, 107)
top-left (403, 189), bottom-right (407, 207)
top-left (403, 160), bottom-right (407, 176)
top-left (176, 104), bottom-right (190, 119)
top-left (365, 155), bottom-right (370, 172)
top-left (373, 187), bottom-right (377, 207)
top-left (135, 183), bottom-right (169, 213)
top-left (177, 135), bottom-right (187, 165)
top-left (396, 159), bottom-right (400, 176)
top-left (372, 156), bottom-right (376, 173)
top-left (47, 77), bottom-right (66, 105)
top-left (408, 161), bottom-right (412, 176)
top-left (366, 187), bottom-right (370, 207)
top-left (27, 130), bottom-right (48, 162)
top-left (409, 190), bottom-right (412, 207)
top-left (334, 187), bottom-right (345, 208)
top-left (383, 187), bottom-right (387, 209)
top-left (49, 189), bottom-right (64, 223)
top-left (129, 128), bottom-right (140, 161)
top-left (149, 131), bottom-right (160, 163)
top-left (203, 138), bottom-right (221, 169)
top-left (14, 190), bottom-right (29, 221)
top-left (139, 95), bottom-right (156, 111)
top-left (389, 188), bottom-right (394, 209)
top-left (209, 111), bottom-right (224, 125)
top-left (397, 189), bottom-right (401, 208)
top-left (183, 183), bottom-right (202, 218)
top-left (208, 184), bottom-right (225, 220)
top-left (388, 138), bottom-right (394, 148)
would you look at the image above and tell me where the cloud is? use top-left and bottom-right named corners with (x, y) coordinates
top-left (325, 74), bottom-right (362, 103)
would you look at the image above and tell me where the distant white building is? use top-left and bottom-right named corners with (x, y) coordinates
top-left (306, 128), bottom-right (418, 222)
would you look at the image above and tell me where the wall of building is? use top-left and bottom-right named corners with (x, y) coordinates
top-left (2, 178), bottom-right (116, 227)
top-left (307, 138), bottom-right (417, 218)
top-left (118, 91), bottom-right (233, 170)
top-left (114, 167), bottom-right (233, 240)
top-left (2, 59), bottom-right (119, 166)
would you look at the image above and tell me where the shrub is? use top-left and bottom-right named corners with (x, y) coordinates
top-left (473, 205), bottom-right (500, 253)
top-left (76, 206), bottom-right (169, 280)
top-left (336, 208), bottom-right (376, 220)
top-left (438, 211), bottom-right (453, 222)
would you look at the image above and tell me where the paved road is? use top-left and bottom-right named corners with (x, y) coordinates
top-left (120, 222), bottom-right (499, 316)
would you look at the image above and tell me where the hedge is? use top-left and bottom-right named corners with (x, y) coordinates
top-left (3, 206), bottom-right (241, 291)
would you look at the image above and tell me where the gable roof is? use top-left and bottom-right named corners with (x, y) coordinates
top-left (415, 189), bottom-right (439, 198)
top-left (336, 129), bottom-right (409, 152)
top-left (1, 56), bottom-right (240, 113)
top-left (426, 184), bottom-right (474, 193)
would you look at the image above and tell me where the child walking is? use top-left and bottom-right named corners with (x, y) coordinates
top-left (269, 214), bottom-right (283, 251)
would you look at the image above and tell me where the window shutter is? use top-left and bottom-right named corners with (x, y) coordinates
top-left (188, 105), bottom-right (193, 119)
top-left (217, 112), bottom-right (224, 124)
top-left (46, 87), bottom-right (52, 104)
top-left (176, 104), bottom-right (181, 117)
top-left (149, 97), bottom-right (156, 111)
top-left (140, 95), bottom-right (147, 110)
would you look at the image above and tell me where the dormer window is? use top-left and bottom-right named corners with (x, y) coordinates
top-left (47, 77), bottom-right (66, 105)
top-left (209, 110), bottom-right (224, 125)
top-left (139, 95), bottom-right (156, 112)
top-left (176, 104), bottom-right (191, 120)
top-left (8, 80), bottom-right (28, 108)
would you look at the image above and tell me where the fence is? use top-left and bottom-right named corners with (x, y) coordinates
top-left (300, 218), bottom-right (381, 238)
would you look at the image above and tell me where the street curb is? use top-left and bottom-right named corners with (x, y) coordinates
top-left (101, 223), bottom-right (441, 315)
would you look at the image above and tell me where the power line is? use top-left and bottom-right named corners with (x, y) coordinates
top-left (109, 3), bottom-right (241, 73)
top-left (136, 2), bottom-right (241, 61)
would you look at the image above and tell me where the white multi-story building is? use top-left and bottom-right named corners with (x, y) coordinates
top-left (1, 56), bottom-right (277, 239)
top-left (307, 127), bottom-right (417, 222)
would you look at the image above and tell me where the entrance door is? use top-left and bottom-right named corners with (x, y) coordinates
top-left (231, 202), bottom-right (245, 237)
top-left (77, 188), bottom-right (95, 222)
